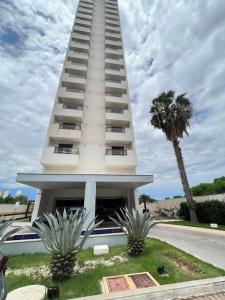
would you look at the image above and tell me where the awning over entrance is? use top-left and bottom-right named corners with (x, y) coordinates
top-left (16, 173), bottom-right (153, 190)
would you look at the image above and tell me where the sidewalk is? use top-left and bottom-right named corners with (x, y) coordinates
top-left (157, 223), bottom-right (225, 236)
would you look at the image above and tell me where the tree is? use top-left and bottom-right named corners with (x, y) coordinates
top-left (31, 210), bottom-right (102, 281)
top-left (150, 90), bottom-right (198, 223)
top-left (138, 194), bottom-right (156, 211)
top-left (192, 176), bottom-right (225, 196)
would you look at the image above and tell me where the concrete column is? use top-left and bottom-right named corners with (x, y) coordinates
top-left (31, 190), bottom-right (42, 222)
top-left (126, 188), bottom-right (136, 211)
top-left (83, 181), bottom-right (96, 229)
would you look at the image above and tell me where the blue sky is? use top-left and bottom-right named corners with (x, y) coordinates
top-left (0, 0), bottom-right (225, 200)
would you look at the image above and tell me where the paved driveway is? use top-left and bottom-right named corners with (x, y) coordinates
top-left (149, 224), bottom-right (225, 270)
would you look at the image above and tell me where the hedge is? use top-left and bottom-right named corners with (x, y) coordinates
top-left (179, 200), bottom-right (225, 225)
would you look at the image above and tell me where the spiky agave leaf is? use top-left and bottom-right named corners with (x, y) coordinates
top-left (30, 209), bottom-right (103, 256)
top-left (110, 208), bottom-right (155, 240)
top-left (0, 217), bottom-right (21, 246)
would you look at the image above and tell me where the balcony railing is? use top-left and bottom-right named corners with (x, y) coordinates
top-left (105, 149), bottom-right (127, 156)
top-left (68, 73), bottom-right (86, 79)
top-left (54, 147), bottom-right (79, 154)
top-left (63, 104), bottom-right (83, 110)
top-left (106, 108), bottom-right (123, 113)
top-left (66, 88), bottom-right (85, 93)
top-left (106, 127), bottom-right (125, 133)
top-left (106, 79), bottom-right (122, 83)
top-left (106, 92), bottom-right (123, 97)
top-left (70, 61), bottom-right (88, 66)
top-left (59, 124), bottom-right (81, 130)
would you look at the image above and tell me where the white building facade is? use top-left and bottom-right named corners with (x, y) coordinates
top-left (17, 0), bottom-right (153, 226)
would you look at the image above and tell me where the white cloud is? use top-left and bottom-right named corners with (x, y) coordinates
top-left (0, 0), bottom-right (225, 198)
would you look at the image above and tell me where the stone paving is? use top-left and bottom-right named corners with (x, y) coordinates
top-left (183, 292), bottom-right (225, 299)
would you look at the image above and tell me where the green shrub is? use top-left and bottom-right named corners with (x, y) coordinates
top-left (179, 202), bottom-right (190, 221)
top-left (179, 200), bottom-right (225, 225)
top-left (196, 200), bottom-right (225, 224)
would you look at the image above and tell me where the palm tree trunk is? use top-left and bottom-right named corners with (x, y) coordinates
top-left (172, 139), bottom-right (198, 223)
top-left (144, 199), bottom-right (147, 211)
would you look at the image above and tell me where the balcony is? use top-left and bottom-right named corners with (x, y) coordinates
top-left (105, 42), bottom-right (122, 50)
top-left (105, 19), bottom-right (120, 28)
top-left (73, 29), bottom-right (91, 37)
top-left (105, 109), bottom-right (130, 125)
top-left (105, 93), bottom-right (129, 107)
top-left (105, 80), bottom-right (127, 92)
top-left (65, 61), bottom-right (88, 73)
top-left (76, 12), bottom-right (92, 21)
top-left (79, 3), bottom-right (93, 10)
top-left (106, 7), bottom-right (117, 11)
top-left (62, 73), bottom-right (86, 89)
top-left (106, 8), bottom-right (118, 14)
top-left (105, 32), bottom-right (121, 40)
top-left (49, 123), bottom-right (81, 142)
top-left (105, 0), bottom-right (117, 6)
top-left (75, 19), bottom-right (92, 27)
top-left (105, 128), bottom-right (132, 144)
top-left (54, 103), bottom-right (83, 122)
top-left (105, 25), bottom-right (120, 33)
top-left (72, 33), bottom-right (91, 42)
top-left (58, 87), bottom-right (85, 104)
top-left (105, 14), bottom-right (119, 21)
top-left (105, 48), bottom-right (123, 56)
top-left (105, 39), bottom-right (122, 46)
top-left (105, 57), bottom-right (124, 66)
top-left (41, 146), bottom-right (79, 167)
top-left (105, 149), bottom-right (136, 167)
top-left (80, 0), bottom-right (93, 5)
top-left (105, 52), bottom-right (123, 60)
top-left (67, 50), bottom-right (89, 60)
top-left (70, 40), bottom-right (89, 50)
top-left (74, 25), bottom-right (91, 33)
top-left (77, 8), bottom-right (93, 16)
top-left (105, 67), bottom-right (125, 77)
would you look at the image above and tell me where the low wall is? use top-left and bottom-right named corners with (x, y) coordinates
top-left (140, 193), bottom-right (225, 214)
top-left (1, 233), bottom-right (127, 256)
top-left (0, 204), bottom-right (33, 218)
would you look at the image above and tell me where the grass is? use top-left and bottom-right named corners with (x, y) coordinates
top-left (6, 238), bottom-right (225, 299)
top-left (165, 220), bottom-right (225, 231)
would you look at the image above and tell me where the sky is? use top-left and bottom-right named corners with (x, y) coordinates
top-left (0, 0), bottom-right (225, 200)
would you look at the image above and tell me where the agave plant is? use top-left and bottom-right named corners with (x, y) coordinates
top-left (31, 210), bottom-right (102, 281)
top-left (110, 208), bottom-right (155, 257)
top-left (0, 217), bottom-right (21, 247)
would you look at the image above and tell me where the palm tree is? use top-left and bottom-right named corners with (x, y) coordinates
top-left (150, 90), bottom-right (198, 223)
top-left (138, 194), bottom-right (156, 212)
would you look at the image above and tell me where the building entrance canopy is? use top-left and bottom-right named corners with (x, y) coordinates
top-left (16, 173), bottom-right (153, 190)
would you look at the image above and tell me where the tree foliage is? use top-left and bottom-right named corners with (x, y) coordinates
top-left (0, 194), bottom-right (28, 205)
top-left (192, 177), bottom-right (225, 196)
top-left (179, 201), bottom-right (225, 225)
top-left (150, 90), bottom-right (193, 142)
top-left (138, 193), bottom-right (156, 204)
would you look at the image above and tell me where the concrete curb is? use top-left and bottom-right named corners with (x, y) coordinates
top-left (72, 276), bottom-right (225, 300)
top-left (156, 223), bottom-right (225, 236)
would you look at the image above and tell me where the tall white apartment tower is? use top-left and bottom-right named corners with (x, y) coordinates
top-left (17, 0), bottom-right (153, 226)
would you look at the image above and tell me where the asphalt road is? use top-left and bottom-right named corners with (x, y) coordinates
top-left (149, 225), bottom-right (225, 270)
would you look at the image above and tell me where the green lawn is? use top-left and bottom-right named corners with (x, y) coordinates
top-left (6, 238), bottom-right (225, 300)
top-left (165, 220), bottom-right (225, 231)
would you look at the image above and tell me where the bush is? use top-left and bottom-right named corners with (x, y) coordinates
top-left (179, 202), bottom-right (190, 221)
top-left (179, 200), bottom-right (225, 225)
